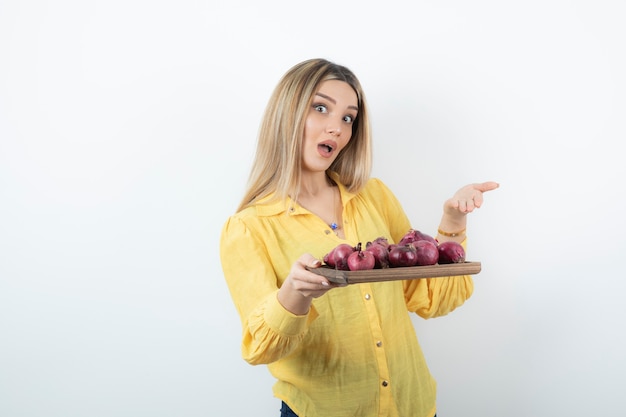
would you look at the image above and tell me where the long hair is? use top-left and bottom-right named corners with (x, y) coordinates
top-left (236, 58), bottom-right (372, 212)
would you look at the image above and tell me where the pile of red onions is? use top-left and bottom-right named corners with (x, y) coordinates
top-left (323, 229), bottom-right (466, 271)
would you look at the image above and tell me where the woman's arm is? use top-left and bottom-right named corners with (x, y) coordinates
top-left (220, 216), bottom-right (333, 364)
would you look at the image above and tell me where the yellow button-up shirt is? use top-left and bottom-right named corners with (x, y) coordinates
top-left (220, 176), bottom-right (473, 417)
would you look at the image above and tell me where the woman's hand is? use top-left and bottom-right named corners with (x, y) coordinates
top-left (277, 254), bottom-right (335, 315)
top-left (444, 181), bottom-right (500, 216)
top-left (438, 181), bottom-right (499, 241)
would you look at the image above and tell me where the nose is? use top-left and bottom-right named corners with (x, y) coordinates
top-left (326, 119), bottom-right (342, 136)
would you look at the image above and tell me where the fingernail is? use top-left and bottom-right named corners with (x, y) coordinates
top-left (321, 280), bottom-right (329, 287)
top-left (311, 259), bottom-right (321, 267)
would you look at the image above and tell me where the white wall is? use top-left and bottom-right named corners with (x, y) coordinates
top-left (1, 1), bottom-right (625, 416)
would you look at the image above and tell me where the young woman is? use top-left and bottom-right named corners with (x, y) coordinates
top-left (220, 58), bottom-right (498, 417)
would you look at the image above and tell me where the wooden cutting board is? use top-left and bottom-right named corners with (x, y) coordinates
top-left (307, 261), bottom-right (481, 285)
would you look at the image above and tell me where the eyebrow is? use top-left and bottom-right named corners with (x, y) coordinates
top-left (315, 92), bottom-right (359, 111)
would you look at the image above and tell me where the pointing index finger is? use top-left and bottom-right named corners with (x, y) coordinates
top-left (476, 181), bottom-right (500, 192)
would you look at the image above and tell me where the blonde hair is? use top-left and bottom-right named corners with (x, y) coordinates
top-left (237, 58), bottom-right (372, 212)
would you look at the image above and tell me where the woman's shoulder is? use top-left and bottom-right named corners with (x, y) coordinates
top-left (222, 193), bottom-right (290, 233)
top-left (360, 177), bottom-right (396, 197)
top-left (220, 206), bottom-right (264, 244)
top-left (230, 193), bottom-right (288, 219)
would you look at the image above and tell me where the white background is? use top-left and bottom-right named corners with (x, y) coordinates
top-left (1, 1), bottom-right (625, 416)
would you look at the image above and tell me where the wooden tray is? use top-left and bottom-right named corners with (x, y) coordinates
top-left (307, 261), bottom-right (481, 285)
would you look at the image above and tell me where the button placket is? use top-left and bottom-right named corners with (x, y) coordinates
top-left (359, 284), bottom-right (392, 400)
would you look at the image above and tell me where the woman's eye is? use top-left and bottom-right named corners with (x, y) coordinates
top-left (344, 115), bottom-right (355, 123)
top-left (314, 104), bottom-right (327, 113)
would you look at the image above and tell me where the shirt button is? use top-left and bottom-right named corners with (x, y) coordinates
top-left (376, 341), bottom-right (382, 347)
top-left (364, 294), bottom-right (371, 300)
top-left (382, 380), bottom-right (389, 387)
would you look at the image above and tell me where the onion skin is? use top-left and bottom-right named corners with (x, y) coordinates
top-left (347, 244), bottom-right (376, 271)
top-left (372, 236), bottom-right (390, 249)
top-left (437, 241), bottom-right (466, 264)
top-left (323, 247), bottom-right (337, 268)
top-left (399, 229), bottom-right (438, 247)
top-left (414, 230), bottom-right (438, 246)
top-left (388, 244), bottom-right (418, 267)
top-left (332, 243), bottom-right (356, 271)
top-left (412, 240), bottom-right (439, 266)
top-left (365, 241), bottom-right (390, 269)
top-left (398, 229), bottom-right (417, 246)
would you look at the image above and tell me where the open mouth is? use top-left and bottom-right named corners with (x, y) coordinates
top-left (318, 140), bottom-right (338, 158)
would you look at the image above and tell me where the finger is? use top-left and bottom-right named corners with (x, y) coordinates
top-left (300, 257), bottom-right (329, 287)
top-left (472, 193), bottom-right (484, 208)
top-left (465, 198), bottom-right (476, 212)
top-left (466, 200), bottom-right (478, 213)
top-left (298, 253), bottom-right (322, 269)
top-left (305, 279), bottom-right (333, 296)
top-left (300, 271), bottom-right (329, 288)
top-left (293, 276), bottom-right (330, 292)
top-left (475, 181), bottom-right (500, 192)
top-left (309, 258), bottom-right (322, 268)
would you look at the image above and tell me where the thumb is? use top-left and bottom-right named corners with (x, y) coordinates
top-left (300, 253), bottom-right (322, 268)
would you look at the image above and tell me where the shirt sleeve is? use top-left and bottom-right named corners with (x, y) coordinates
top-left (364, 178), bottom-right (474, 317)
top-left (403, 238), bottom-right (474, 318)
top-left (220, 215), bottom-right (318, 365)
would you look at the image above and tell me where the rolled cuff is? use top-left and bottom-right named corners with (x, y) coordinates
top-left (264, 292), bottom-right (319, 337)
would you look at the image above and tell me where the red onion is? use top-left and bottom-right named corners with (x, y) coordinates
top-left (371, 236), bottom-right (390, 248)
top-left (399, 228), bottom-right (437, 246)
top-left (437, 241), bottom-right (466, 264)
top-left (412, 240), bottom-right (439, 266)
top-left (332, 243), bottom-right (356, 271)
top-left (347, 243), bottom-right (376, 271)
top-left (365, 241), bottom-right (390, 269)
top-left (388, 244), bottom-right (418, 267)
top-left (323, 247), bottom-right (337, 268)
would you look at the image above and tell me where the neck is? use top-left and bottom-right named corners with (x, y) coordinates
top-left (298, 172), bottom-right (334, 199)
top-left (292, 172), bottom-right (342, 234)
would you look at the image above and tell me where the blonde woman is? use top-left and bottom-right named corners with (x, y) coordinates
top-left (220, 58), bottom-right (498, 417)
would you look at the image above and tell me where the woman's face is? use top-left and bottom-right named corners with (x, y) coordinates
top-left (301, 80), bottom-right (358, 175)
